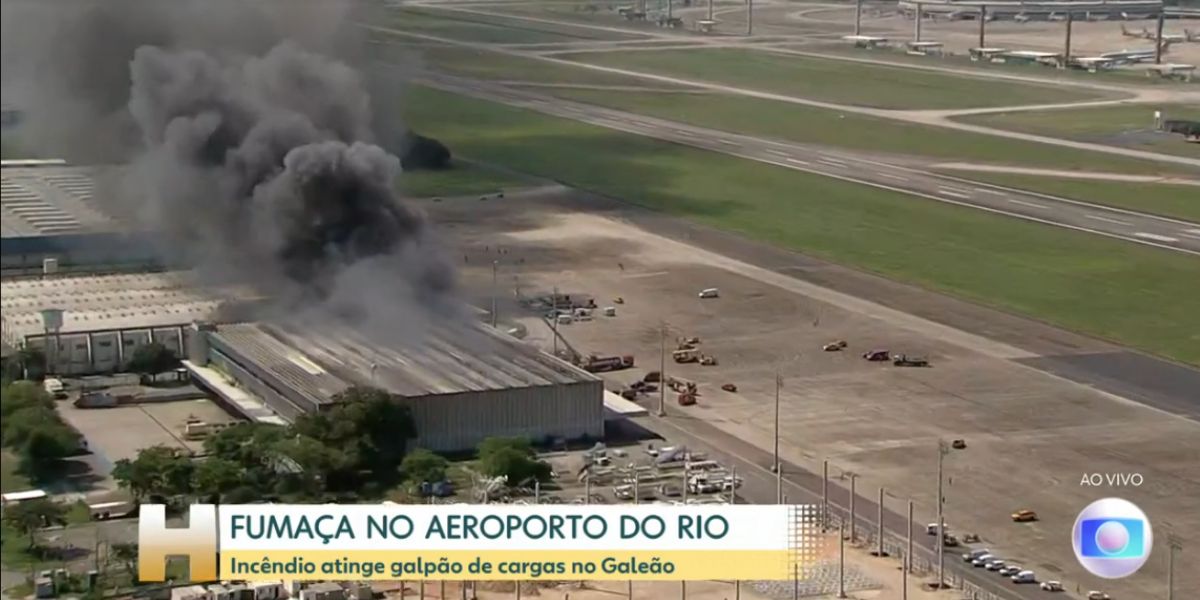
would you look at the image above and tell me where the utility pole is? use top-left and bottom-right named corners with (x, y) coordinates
top-left (534, 480), bottom-right (540, 504)
top-left (772, 372), bottom-right (782, 473)
top-left (585, 469), bottom-right (591, 504)
top-left (905, 500), bottom-right (913, 600)
top-left (729, 465), bottom-right (738, 504)
top-left (914, 3), bottom-right (922, 42)
top-left (1064, 11), bottom-right (1073, 67)
top-left (837, 523), bottom-right (847, 599)
top-left (776, 463), bottom-right (784, 504)
top-left (1155, 11), bottom-right (1166, 64)
top-left (792, 562), bottom-right (799, 600)
top-left (936, 439), bottom-right (950, 589)
top-left (491, 260), bottom-right (499, 327)
top-left (854, 0), bottom-right (863, 36)
top-left (680, 581), bottom-right (685, 599)
top-left (658, 322), bottom-right (667, 417)
top-left (1167, 532), bottom-right (1182, 600)
top-left (746, 0), bottom-right (753, 36)
top-left (877, 487), bottom-right (886, 557)
top-left (978, 5), bottom-right (987, 48)
top-left (666, 0), bottom-right (672, 21)
top-left (551, 286), bottom-right (559, 356)
top-left (822, 460), bottom-right (829, 529)
top-left (708, 0), bottom-right (714, 21)
top-left (848, 472), bottom-right (857, 542)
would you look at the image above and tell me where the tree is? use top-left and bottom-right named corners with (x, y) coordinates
top-left (477, 437), bottom-right (551, 485)
top-left (3, 347), bottom-right (46, 381)
top-left (126, 342), bottom-right (180, 383)
top-left (1, 380), bottom-right (53, 422)
top-left (192, 457), bottom-right (243, 503)
top-left (296, 386), bottom-right (415, 478)
top-left (112, 445), bottom-right (192, 501)
top-left (2, 498), bottom-right (67, 549)
top-left (401, 449), bottom-right (448, 485)
top-left (400, 132), bottom-right (451, 171)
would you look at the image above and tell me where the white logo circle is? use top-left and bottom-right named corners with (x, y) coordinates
top-left (1072, 497), bottom-right (1153, 579)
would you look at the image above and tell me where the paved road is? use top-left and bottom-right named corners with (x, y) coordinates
top-left (620, 413), bottom-right (1067, 600)
top-left (421, 73), bottom-right (1200, 255)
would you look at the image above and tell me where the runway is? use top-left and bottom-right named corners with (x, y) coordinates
top-left (422, 73), bottom-right (1200, 256)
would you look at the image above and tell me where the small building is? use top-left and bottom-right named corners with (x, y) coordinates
top-left (250, 582), bottom-right (284, 600)
top-left (1, 489), bottom-right (48, 505)
top-left (170, 585), bottom-right (210, 600)
top-left (298, 582), bottom-right (346, 600)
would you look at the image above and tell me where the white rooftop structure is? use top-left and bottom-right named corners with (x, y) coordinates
top-left (0, 165), bottom-right (122, 237)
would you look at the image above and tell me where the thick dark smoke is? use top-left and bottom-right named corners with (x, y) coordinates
top-left (3, 0), bottom-right (459, 334)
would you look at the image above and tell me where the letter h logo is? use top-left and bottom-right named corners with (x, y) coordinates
top-left (138, 504), bottom-right (218, 582)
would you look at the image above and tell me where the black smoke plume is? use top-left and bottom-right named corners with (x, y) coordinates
top-left (3, 0), bottom-right (458, 330)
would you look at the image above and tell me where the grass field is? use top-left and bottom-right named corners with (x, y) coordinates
top-left (531, 88), bottom-right (1189, 175)
top-left (375, 7), bottom-right (643, 44)
top-left (943, 172), bottom-right (1200, 222)
top-left (398, 45), bottom-right (680, 88)
top-left (957, 104), bottom-right (1200, 159)
top-left (399, 160), bottom-right (531, 198)
top-left (406, 86), bottom-right (1200, 364)
top-left (559, 48), bottom-right (1114, 109)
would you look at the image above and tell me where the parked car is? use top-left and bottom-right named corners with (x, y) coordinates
top-left (942, 534), bottom-right (960, 547)
top-left (893, 354), bottom-right (930, 367)
top-left (986, 560), bottom-right (1007, 571)
top-left (999, 565), bottom-right (1022, 576)
top-left (1011, 570), bottom-right (1037, 584)
top-left (1011, 509), bottom-right (1039, 522)
top-left (864, 349), bottom-right (891, 362)
top-left (962, 548), bottom-right (990, 562)
top-left (1040, 581), bottom-right (1065, 592)
top-left (1086, 592), bottom-right (1110, 600)
top-left (972, 554), bottom-right (994, 567)
top-left (698, 288), bottom-right (719, 299)
top-left (823, 340), bottom-right (848, 351)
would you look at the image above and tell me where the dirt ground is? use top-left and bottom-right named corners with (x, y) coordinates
top-left (430, 187), bottom-right (1199, 600)
top-left (57, 397), bottom-right (240, 489)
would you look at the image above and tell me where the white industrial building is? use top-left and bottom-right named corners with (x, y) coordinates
top-left (0, 272), bottom-right (255, 374)
top-left (191, 320), bottom-right (606, 452)
top-left (1, 161), bottom-right (161, 277)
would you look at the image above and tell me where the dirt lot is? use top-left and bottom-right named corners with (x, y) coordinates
top-left (430, 187), bottom-right (1199, 600)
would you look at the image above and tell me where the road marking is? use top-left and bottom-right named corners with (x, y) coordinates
top-left (1186, 228), bottom-right (1200, 235)
top-left (1181, 231), bottom-right (1200, 240)
top-left (1085, 214), bottom-right (1133, 226)
top-left (1007, 198), bottom-right (1049, 210)
top-left (818, 156), bottom-right (847, 167)
top-left (674, 129), bottom-right (696, 136)
top-left (785, 158), bottom-right (809, 166)
top-left (766, 149), bottom-right (791, 157)
top-left (876, 172), bottom-right (907, 182)
top-left (976, 188), bottom-right (1006, 196)
top-left (1135, 232), bottom-right (1179, 243)
top-left (623, 270), bottom-right (670, 279)
top-left (937, 187), bottom-right (972, 199)
top-left (718, 139), bottom-right (742, 147)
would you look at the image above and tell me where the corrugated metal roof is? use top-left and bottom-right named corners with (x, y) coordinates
top-left (210, 320), bottom-right (598, 400)
top-left (1, 166), bottom-right (124, 238)
top-left (0, 272), bottom-right (256, 343)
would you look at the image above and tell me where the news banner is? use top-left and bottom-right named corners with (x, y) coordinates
top-left (137, 504), bottom-right (824, 582)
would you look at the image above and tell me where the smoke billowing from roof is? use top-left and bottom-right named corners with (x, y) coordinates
top-left (3, 0), bottom-right (458, 335)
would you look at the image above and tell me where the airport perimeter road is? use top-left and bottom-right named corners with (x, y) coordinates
top-left (624, 413), bottom-right (1067, 600)
top-left (420, 75), bottom-right (1200, 257)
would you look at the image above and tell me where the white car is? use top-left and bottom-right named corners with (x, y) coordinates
top-left (962, 548), bottom-right (990, 562)
top-left (998, 565), bottom-right (1021, 576)
top-left (926, 522), bottom-right (948, 535)
top-left (972, 554), bottom-right (994, 567)
top-left (1040, 581), bottom-right (1064, 592)
top-left (698, 288), bottom-right (719, 299)
top-left (1087, 592), bottom-right (1110, 600)
top-left (1011, 570), bottom-right (1036, 584)
top-left (985, 559), bottom-right (1006, 571)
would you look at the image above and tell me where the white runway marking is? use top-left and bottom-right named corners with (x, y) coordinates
top-left (624, 270), bottom-right (670, 279)
top-left (1007, 198), bottom-right (1049, 210)
top-left (785, 158), bottom-right (810, 166)
top-left (1135, 232), bottom-right (1179, 243)
top-left (766, 149), bottom-right (791, 157)
top-left (719, 139), bottom-right (742, 147)
top-left (976, 188), bottom-right (1006, 196)
top-left (674, 129), bottom-right (697, 136)
top-left (818, 158), bottom-right (847, 168)
top-left (877, 172), bottom-right (907, 182)
top-left (937, 187), bottom-right (972, 199)
top-left (1085, 214), bottom-right (1133, 226)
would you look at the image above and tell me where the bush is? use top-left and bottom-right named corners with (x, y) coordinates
top-left (401, 132), bottom-right (451, 171)
top-left (401, 449), bottom-right (448, 485)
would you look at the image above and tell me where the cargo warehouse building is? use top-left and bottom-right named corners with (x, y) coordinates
top-left (1, 161), bottom-right (160, 277)
top-left (192, 321), bottom-right (605, 452)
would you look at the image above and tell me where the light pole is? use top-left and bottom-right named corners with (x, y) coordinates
top-left (905, 500), bottom-right (913, 600)
top-left (821, 459), bottom-right (829, 529)
top-left (1167, 532), bottom-right (1182, 600)
top-left (491, 260), bottom-right (499, 327)
top-left (658, 322), bottom-right (668, 417)
top-left (837, 523), bottom-right (847, 599)
top-left (848, 472), bottom-right (857, 543)
top-left (936, 439), bottom-right (950, 589)
top-left (772, 372), bottom-right (782, 472)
